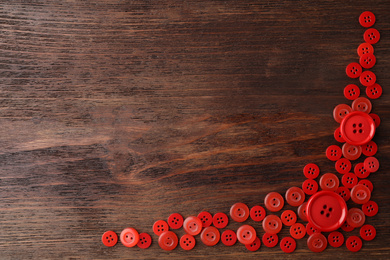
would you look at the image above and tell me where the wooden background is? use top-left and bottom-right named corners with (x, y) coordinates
top-left (1, 0), bottom-right (389, 259)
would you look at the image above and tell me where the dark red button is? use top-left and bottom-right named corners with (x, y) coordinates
top-left (333, 104), bottom-right (352, 123)
top-left (120, 227), bottom-right (140, 248)
top-left (359, 53), bottom-right (376, 69)
top-left (357, 42), bottom-right (374, 56)
top-left (168, 213), bottom-right (184, 229)
top-left (336, 186), bottom-right (351, 202)
top-left (197, 211), bottom-right (213, 228)
top-left (306, 222), bottom-right (321, 236)
top-left (102, 231), bottom-right (118, 247)
top-left (352, 97), bottom-right (372, 113)
top-left (183, 216), bottom-right (202, 236)
top-left (245, 237), bottom-right (261, 252)
top-left (341, 221), bottom-right (355, 232)
top-left (342, 143), bottom-right (362, 160)
top-left (346, 62), bottom-right (362, 78)
top-left (343, 84), bottom-right (360, 100)
top-left (346, 236), bottom-right (362, 252)
top-left (290, 223), bottom-right (306, 239)
top-left (262, 215), bottom-right (282, 234)
top-left (285, 186), bottom-right (305, 207)
top-left (341, 172), bottom-right (358, 189)
top-left (200, 226), bottom-right (220, 246)
top-left (340, 111), bottom-right (375, 146)
top-left (137, 233), bottom-right (152, 249)
top-left (364, 156), bottom-right (379, 173)
top-left (359, 71), bottom-right (376, 87)
top-left (158, 231), bottom-right (178, 251)
top-left (369, 113), bottom-right (380, 127)
top-left (280, 237), bottom-right (296, 253)
top-left (358, 179), bottom-right (373, 192)
top-left (221, 230), bottom-right (237, 246)
top-left (230, 202), bottom-right (249, 222)
top-left (328, 231), bottom-right (344, 247)
top-left (153, 220), bottom-right (169, 236)
top-left (262, 233), bottom-right (278, 248)
top-left (303, 163), bottom-right (320, 179)
top-left (306, 191), bottom-right (347, 232)
top-left (346, 208), bottom-right (366, 228)
top-left (366, 83), bottom-right (382, 99)
top-left (302, 179), bottom-right (318, 195)
top-left (334, 127), bottom-right (345, 143)
top-left (364, 28), bottom-right (380, 45)
top-left (362, 200), bottom-right (378, 217)
top-left (213, 212), bottom-right (229, 229)
top-left (351, 184), bottom-right (371, 205)
top-left (281, 210), bottom-right (297, 226)
top-left (307, 233), bottom-right (327, 253)
top-left (362, 140), bottom-right (377, 156)
top-left (298, 202), bottom-right (308, 222)
top-left (319, 173), bottom-right (339, 191)
top-left (359, 11), bottom-right (375, 27)
top-left (326, 145), bottom-right (342, 161)
top-left (335, 158), bottom-right (351, 174)
top-left (180, 234), bottom-right (195, 250)
top-left (237, 225), bottom-right (257, 245)
top-left (354, 162), bottom-right (370, 178)
top-left (264, 192), bottom-right (284, 212)
top-left (250, 205), bottom-right (266, 222)
top-left (360, 224), bottom-right (376, 241)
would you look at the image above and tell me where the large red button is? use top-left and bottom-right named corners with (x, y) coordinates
top-left (250, 205), bottom-right (266, 222)
top-left (153, 220), bottom-right (169, 236)
top-left (302, 179), bottom-right (318, 195)
top-left (102, 231), bottom-right (118, 247)
top-left (362, 200), bottom-right (378, 217)
top-left (137, 233), bottom-right (152, 249)
top-left (120, 227), bottom-right (139, 248)
top-left (319, 173), bottom-right (339, 191)
top-left (343, 84), bottom-right (360, 100)
top-left (285, 187), bottom-right (305, 207)
top-left (180, 234), bottom-right (195, 250)
top-left (352, 97), bottom-right (372, 113)
top-left (333, 104), bottom-right (352, 123)
top-left (361, 140), bottom-right (377, 156)
top-left (262, 215), bottom-right (282, 234)
top-left (197, 211), bottom-right (213, 228)
top-left (328, 231), bottom-right (344, 247)
top-left (262, 233), bottom-right (278, 248)
top-left (281, 210), bottom-right (297, 226)
top-left (335, 158), bottom-right (351, 174)
top-left (346, 236), bottom-right (362, 252)
top-left (307, 233), bottom-right (327, 253)
top-left (346, 208), bottom-right (365, 228)
top-left (306, 191), bottom-right (347, 232)
top-left (245, 237), bottom-right (261, 252)
top-left (357, 42), bottom-right (374, 56)
top-left (340, 111), bottom-right (375, 146)
top-left (168, 213), bottom-right (184, 229)
top-left (158, 231), bottom-right (178, 251)
top-left (303, 163), bottom-right (320, 179)
top-left (200, 226), bottom-right (220, 246)
top-left (264, 192), bottom-right (284, 212)
top-left (359, 11), bottom-right (375, 27)
top-left (290, 223), bottom-right (306, 239)
top-left (341, 172), bottom-right (358, 189)
top-left (183, 216), bottom-right (202, 236)
top-left (346, 62), bottom-right (362, 78)
top-left (280, 237), bottom-right (296, 253)
top-left (213, 212), bottom-right (229, 229)
top-left (230, 202), bottom-right (249, 222)
top-left (364, 28), bottom-right (380, 45)
top-left (354, 162), bottom-right (370, 178)
top-left (359, 53), bottom-right (376, 69)
top-left (237, 225), bottom-right (257, 245)
top-left (364, 156), bottom-right (380, 173)
top-left (326, 145), bottom-right (342, 161)
top-left (366, 83), bottom-right (383, 99)
top-left (359, 71), bottom-right (376, 87)
top-left (221, 230), bottom-right (237, 246)
top-left (360, 224), bottom-right (376, 241)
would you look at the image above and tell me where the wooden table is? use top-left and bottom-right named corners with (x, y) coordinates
top-left (1, 1), bottom-right (389, 259)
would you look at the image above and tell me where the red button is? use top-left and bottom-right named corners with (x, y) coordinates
top-left (334, 127), bottom-right (345, 143)
top-left (153, 220), bottom-right (169, 236)
top-left (354, 162), bottom-right (370, 178)
top-left (102, 231), bottom-right (118, 247)
top-left (357, 42), bottom-right (374, 56)
top-left (230, 202), bottom-right (249, 222)
top-left (364, 156), bottom-right (379, 172)
top-left (183, 216), bottom-right (202, 236)
top-left (359, 71), bottom-right (376, 87)
top-left (359, 11), bottom-right (375, 27)
top-left (298, 202), bottom-right (308, 222)
top-left (137, 233), bottom-right (152, 249)
top-left (346, 236), bottom-right (362, 252)
top-left (359, 53), bottom-right (376, 69)
top-left (326, 145), bottom-right (342, 161)
top-left (336, 186), bottom-right (351, 202)
top-left (366, 83), bottom-right (383, 99)
top-left (319, 173), bottom-right (339, 191)
top-left (180, 234), bottom-right (195, 250)
top-left (280, 237), bottom-right (296, 253)
top-left (168, 213), bottom-right (184, 229)
top-left (306, 222), bottom-right (321, 236)
top-left (358, 179), bottom-right (373, 192)
top-left (343, 84), bottom-right (360, 100)
top-left (213, 212), bottom-right (229, 229)
top-left (328, 231), bottom-right (344, 247)
top-left (302, 179), bottom-right (318, 195)
top-left (362, 140), bottom-right (377, 156)
top-left (264, 192), bottom-right (284, 212)
top-left (200, 226), bottom-right (220, 246)
top-left (362, 200), bottom-right (378, 217)
top-left (306, 191), bottom-right (347, 232)
top-left (340, 111), bottom-right (375, 146)
top-left (262, 233), bottom-right (278, 248)
top-left (197, 211), bottom-right (213, 228)
top-left (346, 62), bottom-right (362, 78)
top-left (158, 231), bottom-right (178, 251)
top-left (290, 223), bottom-right (306, 239)
top-left (333, 104), bottom-right (352, 123)
top-left (351, 184), bottom-right (371, 205)
top-left (221, 230), bottom-right (237, 246)
top-left (335, 158), bottom-right (351, 174)
top-left (347, 208), bottom-right (366, 228)
top-left (262, 215), bottom-right (282, 234)
top-left (245, 237), bottom-right (261, 252)
top-left (341, 221), bottom-right (355, 232)
top-left (281, 210), bottom-right (297, 226)
top-left (303, 163), bottom-right (320, 179)
top-left (341, 172), bottom-right (358, 189)
top-left (369, 113), bottom-right (380, 127)
top-left (237, 225), bottom-right (257, 245)
top-left (352, 97), bottom-right (372, 113)
top-left (342, 143), bottom-right (362, 160)
top-left (120, 227), bottom-right (139, 248)
top-left (360, 224), bottom-right (376, 241)
top-left (250, 205), bottom-right (266, 222)
top-left (307, 233), bottom-right (327, 253)
top-left (285, 186), bottom-right (305, 207)
top-left (364, 28), bottom-right (380, 45)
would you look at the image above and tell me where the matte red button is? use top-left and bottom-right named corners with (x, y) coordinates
top-left (158, 231), bottom-right (178, 251)
top-left (364, 156), bottom-right (379, 173)
top-left (319, 173), bottom-right (339, 191)
top-left (102, 231), bottom-right (118, 247)
top-left (341, 221), bottom-right (355, 232)
top-left (230, 202), bottom-right (249, 222)
top-left (262, 233), bottom-right (278, 248)
top-left (237, 225), bottom-right (257, 245)
top-left (359, 53), bottom-right (376, 69)
top-left (200, 226), bottom-right (220, 246)
top-left (264, 192), bottom-right (284, 212)
top-left (306, 222), bottom-right (320, 236)
top-left (346, 62), bottom-right (362, 78)
top-left (221, 230), bottom-right (237, 246)
top-left (336, 186), bottom-right (351, 202)
top-left (352, 97), bottom-right (372, 113)
top-left (341, 172), bottom-right (358, 189)
top-left (334, 127), bottom-right (345, 143)
top-left (303, 163), bottom-right (320, 179)
top-left (180, 234), bottom-right (195, 250)
top-left (262, 215), bottom-right (282, 234)
top-left (346, 236), bottom-right (362, 252)
top-left (120, 227), bottom-right (139, 248)
top-left (285, 186), bottom-right (305, 207)
top-left (306, 191), bottom-right (347, 232)
top-left (326, 145), bottom-right (342, 161)
top-left (246, 237), bottom-right (261, 252)
top-left (364, 28), bottom-right (380, 45)
top-left (360, 224), bottom-right (376, 241)
top-left (250, 205), bottom-right (266, 222)
top-left (340, 111), bottom-right (375, 146)
top-left (354, 162), bottom-right (370, 178)
top-left (362, 200), bottom-right (378, 217)
top-left (369, 113), bottom-right (380, 127)
top-left (213, 212), bottom-right (229, 229)
top-left (328, 231), bottom-right (344, 247)
top-left (342, 143), bottom-right (362, 161)
top-left (197, 211), bottom-right (213, 228)
top-left (298, 202), bottom-right (308, 222)
top-left (302, 179), bottom-right (318, 195)
top-left (357, 42), bottom-right (374, 56)
top-left (335, 158), bottom-right (351, 174)
top-left (280, 237), bottom-right (296, 253)
top-left (366, 83), bottom-right (382, 99)
top-left (343, 84), bottom-right (360, 100)
top-left (333, 104), bottom-right (352, 123)
top-left (307, 233), bottom-right (327, 253)
top-left (183, 216), bottom-right (202, 236)
top-left (358, 179), bottom-right (373, 192)
top-left (359, 71), bottom-right (376, 87)
top-left (281, 210), bottom-right (297, 226)
top-left (359, 11), bottom-right (375, 27)
top-left (347, 208), bottom-right (365, 228)
top-left (351, 184), bottom-right (371, 205)
top-left (290, 223), bottom-right (306, 239)
top-left (153, 220), bottom-right (169, 236)
top-left (137, 233), bottom-right (152, 249)
top-left (362, 140), bottom-right (377, 156)
top-left (168, 213), bottom-right (184, 229)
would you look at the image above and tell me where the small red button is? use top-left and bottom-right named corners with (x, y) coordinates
top-left (298, 202), bottom-right (308, 222)
top-left (303, 163), bottom-right (320, 179)
top-left (328, 231), bottom-right (344, 248)
top-left (230, 202), bottom-right (249, 222)
top-left (358, 179), bottom-right (373, 192)
top-left (366, 83), bottom-right (383, 99)
top-left (250, 205), bottom-right (266, 222)
top-left (334, 127), bottom-right (345, 143)
top-left (343, 84), bottom-right (360, 100)
top-left (336, 186), bottom-right (351, 202)
top-left (183, 216), bottom-right (202, 236)
top-left (120, 227), bottom-right (140, 248)
top-left (245, 237), bottom-right (261, 252)
top-left (197, 211), bottom-right (213, 228)
top-left (341, 172), bottom-right (358, 189)
top-left (333, 104), bottom-right (352, 123)
top-left (264, 192), bottom-right (284, 212)
top-left (364, 156), bottom-right (380, 172)
top-left (213, 212), bottom-right (229, 229)
top-left (221, 230), bottom-right (237, 246)
top-left (200, 226), bottom-right (220, 246)
top-left (326, 145), bottom-right (342, 161)
top-left (262, 233), bottom-right (278, 248)
top-left (359, 71), bottom-right (376, 87)
top-left (359, 11), bottom-right (375, 27)
top-left (237, 225), bottom-right (257, 245)
top-left (359, 53), bottom-right (376, 69)
top-left (357, 42), bottom-right (374, 56)
top-left (137, 233), bottom-right (152, 249)
top-left (341, 221), bottom-right (355, 232)
top-left (180, 234), bottom-right (195, 250)
top-left (369, 113), bottom-right (380, 127)
top-left (364, 28), bottom-right (380, 45)
top-left (346, 62), bottom-right (362, 78)
top-left (342, 143), bottom-right (362, 161)
top-left (281, 210), bottom-right (297, 226)
top-left (335, 158), bottom-right (351, 174)
top-left (362, 200), bottom-right (378, 217)
top-left (290, 223), bottom-right (306, 239)
top-left (307, 233), bottom-right (327, 253)
top-left (346, 236), bottom-right (362, 252)
top-left (340, 111), bottom-right (375, 146)
top-left (319, 173), bottom-right (339, 191)
top-left (347, 208), bottom-right (365, 228)
top-left (354, 162), bottom-right (370, 178)
top-left (280, 237), bottom-right (296, 253)
top-left (168, 213), bottom-right (184, 229)
top-left (262, 215), bottom-right (282, 234)
top-left (306, 191), bottom-right (347, 232)
top-left (306, 222), bottom-right (321, 236)
top-left (351, 184), bottom-right (371, 204)
top-left (352, 97), bottom-right (372, 113)
top-left (302, 179), bottom-right (318, 195)
top-left (102, 231), bottom-right (118, 247)
top-left (360, 224), bottom-right (376, 241)
top-left (362, 140), bottom-right (377, 156)
top-left (158, 231), bottom-right (178, 251)
top-left (153, 220), bottom-right (169, 236)
top-left (285, 186), bottom-right (305, 207)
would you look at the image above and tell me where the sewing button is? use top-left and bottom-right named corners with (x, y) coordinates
top-left (250, 205), bottom-right (266, 222)
top-left (359, 71), bottom-right (376, 87)
top-left (364, 156), bottom-right (379, 173)
top-left (342, 143), bottom-right (362, 161)
top-left (303, 163), bottom-right (320, 179)
top-left (352, 97), bottom-right (372, 113)
top-left (326, 145), bottom-right (342, 161)
top-left (359, 11), bottom-right (375, 27)
top-left (237, 225), bottom-right (257, 245)
top-left (335, 158), bottom-right (351, 174)
top-left (262, 215), bottom-right (283, 234)
top-left (346, 62), bottom-right (362, 78)
top-left (200, 226), bottom-right (220, 246)
top-left (354, 162), bottom-right (370, 178)
top-left (343, 84), bottom-right (360, 100)
top-left (102, 231), bottom-right (118, 247)
top-left (153, 220), bottom-right (169, 236)
top-left (290, 223), bottom-right (306, 239)
top-left (336, 186), bottom-right (351, 202)
top-left (230, 202), bottom-right (250, 222)
top-left (306, 222), bottom-right (321, 236)
top-left (319, 173), bottom-right (339, 191)
top-left (357, 42), bottom-right (374, 56)
top-left (360, 224), bottom-right (376, 241)
top-left (341, 172), bottom-right (358, 189)
top-left (213, 212), bottom-right (229, 229)
top-left (168, 213), bottom-right (184, 229)
top-left (340, 111), bottom-right (375, 146)
top-left (333, 104), bottom-right (352, 123)
top-left (158, 231), bottom-right (178, 251)
top-left (346, 236), bottom-right (362, 252)
top-left (366, 83), bottom-right (382, 99)
top-left (137, 233), bottom-right (152, 249)
top-left (362, 200), bottom-right (378, 217)
top-left (180, 234), bottom-right (195, 250)
top-left (351, 184), bottom-right (371, 204)
top-left (280, 237), bottom-right (296, 253)
top-left (264, 192), bottom-right (284, 212)
top-left (341, 221), bottom-right (355, 232)
top-left (346, 208), bottom-right (366, 228)
top-left (298, 202), bottom-right (308, 222)
top-left (245, 237), bottom-right (261, 252)
top-left (369, 113), bottom-right (380, 127)
top-left (302, 179), bottom-right (318, 195)
top-left (285, 187), bottom-right (305, 207)
top-left (359, 53), bottom-right (376, 69)
top-left (197, 211), bottom-right (213, 228)
top-left (363, 28), bottom-right (380, 44)
top-left (221, 230), bottom-right (237, 246)
top-left (362, 140), bottom-right (377, 156)
top-left (281, 210), bottom-right (297, 226)
top-left (358, 179), bottom-right (373, 192)
top-left (120, 227), bottom-right (140, 248)
top-left (334, 127), bottom-right (345, 143)
top-left (262, 233), bottom-right (278, 248)
top-left (183, 216), bottom-right (203, 236)
top-left (307, 233), bottom-right (327, 253)
top-left (328, 231), bottom-right (344, 247)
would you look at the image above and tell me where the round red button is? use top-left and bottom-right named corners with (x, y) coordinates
top-left (137, 233), bottom-right (152, 249)
top-left (298, 202), bottom-right (308, 222)
top-left (262, 215), bottom-right (283, 234)
top-left (360, 224), bottom-right (376, 241)
top-left (302, 179), bottom-right (318, 195)
top-left (153, 220), bottom-right (169, 236)
top-left (213, 212), bottom-right (229, 229)
top-left (280, 237), bottom-right (296, 253)
top-left (336, 186), bottom-right (351, 202)
top-left (306, 222), bottom-right (321, 236)
top-left (335, 158), bottom-right (351, 174)
top-left (346, 62), bottom-right (362, 78)
top-left (221, 230), bottom-right (237, 246)
top-left (264, 192), bottom-right (284, 212)
top-left (200, 226), bottom-right (220, 246)
top-left (285, 186), bottom-right (305, 207)
top-left (326, 145), bottom-right (342, 161)
top-left (341, 221), bottom-right (355, 232)
top-left (158, 231), bottom-right (178, 251)
top-left (359, 11), bottom-right (375, 27)
top-left (359, 71), bottom-right (376, 87)
top-left (102, 231), bottom-right (118, 247)
top-left (347, 208), bottom-right (366, 228)
top-left (120, 227), bottom-right (139, 248)
top-left (340, 111), bottom-right (375, 146)
top-left (245, 237), bottom-right (261, 252)
top-left (303, 163), bottom-right (320, 179)
top-left (290, 223), bottom-right (306, 239)
top-left (364, 156), bottom-right (379, 173)
top-left (343, 84), bottom-right (360, 100)
top-left (342, 143), bottom-right (362, 161)
top-left (366, 83), bottom-right (382, 99)
top-left (250, 205), bottom-right (266, 222)
top-left (180, 234), bottom-right (195, 250)
top-left (359, 179), bottom-right (373, 192)
top-left (328, 231), bottom-right (344, 248)
top-left (230, 202), bottom-right (249, 222)
top-left (262, 233), bottom-right (278, 248)
top-left (237, 225), bottom-right (257, 245)
top-left (364, 28), bottom-right (380, 45)
top-left (351, 184), bottom-right (371, 205)
top-left (346, 236), bottom-right (362, 252)
top-left (319, 173), bottom-right (339, 191)
top-left (281, 210), bottom-right (297, 226)
top-left (334, 127), bottom-right (345, 143)
top-left (306, 191), bottom-right (347, 232)
top-left (168, 213), bottom-right (184, 229)
top-left (362, 200), bottom-right (378, 217)
top-left (369, 113), bottom-right (380, 127)
top-left (341, 172), bottom-right (358, 189)
top-left (357, 42), bottom-right (374, 56)
top-left (183, 216), bottom-right (202, 236)
top-left (197, 211), bottom-right (213, 228)
top-left (354, 162), bottom-right (370, 178)
top-left (362, 140), bottom-right (377, 156)
top-left (359, 53), bottom-right (376, 69)
top-left (352, 97), bottom-right (372, 113)
top-left (333, 104), bottom-right (352, 123)
top-left (307, 233), bottom-right (327, 253)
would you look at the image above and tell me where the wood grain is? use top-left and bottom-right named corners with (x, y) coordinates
top-left (0, 1), bottom-right (389, 259)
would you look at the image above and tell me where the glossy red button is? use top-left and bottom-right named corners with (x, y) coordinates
top-left (153, 220), bottom-right (169, 236)
top-left (341, 172), bottom-right (358, 189)
top-left (346, 62), bottom-right (362, 78)
top-left (262, 233), bottom-right (278, 248)
top-left (213, 212), bottom-right (228, 229)
top-left (198, 211), bottom-right (213, 228)
top-left (357, 42), bottom-right (374, 56)
top-left (280, 237), bottom-right (296, 253)
top-left (290, 223), bottom-right (306, 239)
top-left (326, 145), bottom-right (342, 161)
top-left (359, 11), bottom-right (375, 27)
top-left (364, 28), bottom-right (380, 45)
top-left (319, 173), bottom-right (339, 191)
top-left (362, 200), bottom-right (378, 217)
top-left (364, 156), bottom-right (379, 173)
top-left (281, 210), bottom-right (297, 226)
top-left (346, 236), bottom-right (362, 252)
top-left (120, 227), bottom-right (139, 248)
top-left (328, 231), bottom-right (344, 247)
top-left (342, 143), bottom-right (362, 160)
top-left (183, 216), bottom-right (202, 236)
top-left (362, 140), bottom-right (377, 156)
top-left (369, 113), bottom-right (380, 127)
top-left (343, 84), bottom-right (360, 100)
top-left (264, 192), bottom-right (284, 212)
top-left (237, 225), bottom-right (257, 245)
top-left (347, 208), bottom-right (365, 228)
top-left (359, 179), bottom-right (374, 192)
top-left (137, 233), bottom-right (152, 249)
top-left (298, 202), bottom-right (308, 222)
top-left (302, 179), bottom-right (318, 195)
top-left (221, 230), bottom-right (237, 246)
top-left (335, 158), bottom-right (351, 174)
top-left (285, 187), bottom-right (305, 207)
top-left (200, 226), bottom-right (220, 246)
top-left (340, 111), bottom-right (375, 146)
top-left (246, 237), bottom-right (261, 252)
top-left (351, 184), bottom-right (371, 204)
top-left (352, 97), bottom-right (372, 113)
top-left (230, 202), bottom-right (249, 222)
top-left (180, 234), bottom-right (195, 250)
top-left (306, 191), bottom-right (347, 232)
top-left (303, 163), bottom-right (320, 179)
top-left (102, 231), bottom-right (118, 247)
top-left (359, 53), bottom-right (376, 69)
top-left (262, 215), bottom-right (282, 234)
top-left (306, 222), bottom-right (321, 236)
top-left (341, 221), bottom-right (355, 232)
top-left (366, 83), bottom-right (383, 99)
top-left (354, 162), bottom-right (370, 178)
top-left (334, 127), bottom-right (345, 143)
top-left (333, 104), bottom-right (352, 123)
top-left (158, 231), bottom-right (178, 251)
top-left (336, 186), bottom-right (351, 202)
top-left (168, 213), bottom-right (184, 229)
top-left (359, 70), bottom-right (376, 87)
top-left (360, 224), bottom-right (376, 241)
top-left (307, 233), bottom-right (327, 253)
top-left (250, 205), bottom-right (266, 222)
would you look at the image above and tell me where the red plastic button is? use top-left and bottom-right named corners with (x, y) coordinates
top-left (280, 237), bottom-right (296, 253)
top-left (237, 225), bottom-right (257, 245)
top-left (342, 143), bottom-right (362, 160)
top-left (352, 97), bottom-right (372, 113)
top-left (307, 233), bottom-right (327, 253)
top-left (158, 231), bottom-right (178, 251)
top-left (354, 162), bottom-right (370, 178)
top-left (362, 200), bottom-right (378, 217)
top-left (360, 224), bottom-right (376, 241)
top-left (198, 211), bottom-right (213, 228)
top-left (336, 186), bottom-right (351, 202)
top-left (306, 222), bottom-right (321, 236)
top-left (359, 11), bottom-right (375, 27)
top-left (262, 215), bottom-right (283, 234)
top-left (281, 210), bottom-right (297, 226)
top-left (180, 234), bottom-right (195, 250)
top-left (335, 158), bottom-right (351, 174)
top-left (102, 231), bottom-right (118, 247)
top-left (303, 163), bottom-right (320, 179)
top-left (168, 213), bottom-right (184, 229)
top-left (326, 145), bottom-right (342, 161)
top-left (359, 53), bottom-right (376, 69)
top-left (362, 140), bottom-right (377, 156)
top-left (358, 179), bottom-right (373, 192)
top-left (341, 221), bottom-right (355, 232)
top-left (137, 233), bottom-right (152, 249)
top-left (328, 231), bottom-right (344, 247)
top-left (347, 208), bottom-right (366, 228)
top-left (334, 127), bottom-right (345, 143)
top-left (369, 113), bottom-right (380, 127)
top-left (221, 230), bottom-right (237, 246)
top-left (183, 216), bottom-right (202, 236)
top-left (290, 223), bottom-right (306, 239)
top-left (200, 226), bottom-right (220, 246)
top-left (306, 191), bottom-right (347, 232)
top-left (351, 184), bottom-right (371, 205)
top-left (341, 172), bottom-right (358, 189)
top-left (346, 236), bottom-right (362, 252)
top-left (153, 220), bottom-right (169, 236)
top-left (262, 233), bottom-right (278, 248)
top-left (340, 111), bottom-right (375, 146)
top-left (366, 83), bottom-right (382, 99)
top-left (120, 227), bottom-right (139, 248)
top-left (230, 202), bottom-right (249, 222)
top-left (346, 62), bottom-right (362, 78)
top-left (213, 212), bottom-right (228, 229)
top-left (343, 84), bottom-right (360, 100)
top-left (302, 179), bottom-right (318, 195)
top-left (245, 237), bottom-right (261, 252)
top-left (364, 156), bottom-right (379, 173)
top-left (359, 71), bottom-right (376, 87)
top-left (319, 173), bottom-right (339, 191)
top-left (364, 28), bottom-right (380, 45)
top-left (250, 205), bottom-right (266, 222)
top-left (264, 192), bottom-right (284, 212)
top-left (285, 187), bottom-right (305, 207)
top-left (333, 104), bottom-right (352, 123)
top-left (357, 42), bottom-right (374, 56)
top-left (298, 202), bottom-right (308, 222)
